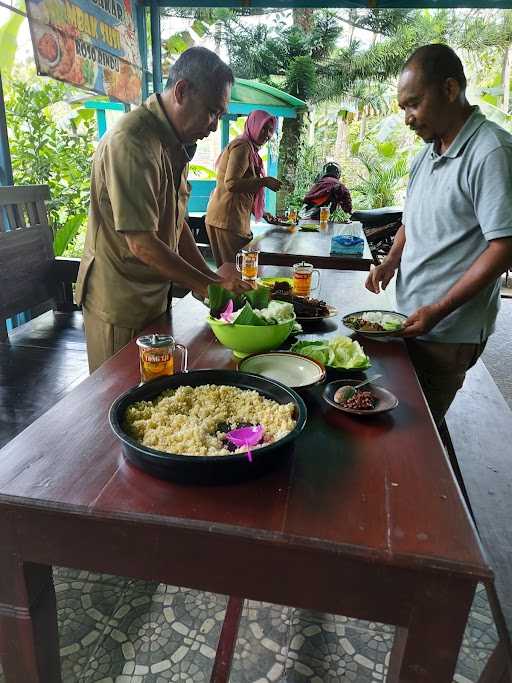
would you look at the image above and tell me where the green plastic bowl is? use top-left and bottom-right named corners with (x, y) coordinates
top-left (207, 316), bottom-right (295, 358)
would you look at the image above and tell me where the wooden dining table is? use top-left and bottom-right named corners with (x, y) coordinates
top-left (0, 266), bottom-right (491, 683)
top-left (247, 219), bottom-right (374, 270)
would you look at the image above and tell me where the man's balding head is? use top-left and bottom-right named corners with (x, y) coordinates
top-left (162, 47), bottom-right (233, 144)
top-left (398, 44), bottom-right (469, 144)
top-left (165, 46), bottom-right (234, 97)
top-left (403, 44), bottom-right (467, 92)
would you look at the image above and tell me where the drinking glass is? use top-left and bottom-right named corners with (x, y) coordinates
top-left (137, 334), bottom-right (188, 384)
top-left (292, 261), bottom-right (320, 297)
top-left (236, 249), bottom-right (259, 281)
top-left (287, 208), bottom-right (298, 224)
top-left (319, 206), bottom-right (330, 222)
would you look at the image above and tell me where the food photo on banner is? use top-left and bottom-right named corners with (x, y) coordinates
top-left (26, 0), bottom-right (142, 105)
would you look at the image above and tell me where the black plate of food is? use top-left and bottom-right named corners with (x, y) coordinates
top-left (109, 370), bottom-right (307, 485)
top-left (263, 214), bottom-right (291, 227)
top-left (296, 303), bottom-right (337, 322)
top-left (268, 280), bottom-right (337, 321)
top-left (342, 310), bottom-right (407, 338)
top-left (323, 379), bottom-right (398, 416)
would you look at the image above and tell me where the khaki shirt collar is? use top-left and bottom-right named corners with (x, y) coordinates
top-left (142, 93), bottom-right (197, 163)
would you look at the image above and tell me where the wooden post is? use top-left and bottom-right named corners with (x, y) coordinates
top-left (136, 4), bottom-right (149, 100)
top-left (150, 0), bottom-right (162, 94)
top-left (0, 73), bottom-right (14, 187)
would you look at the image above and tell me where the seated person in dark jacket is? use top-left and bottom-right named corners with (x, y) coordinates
top-left (302, 162), bottom-right (352, 219)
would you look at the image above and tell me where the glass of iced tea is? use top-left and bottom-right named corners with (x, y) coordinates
top-left (292, 261), bottom-right (320, 297)
top-left (236, 248), bottom-right (259, 281)
top-left (136, 334), bottom-right (188, 384)
top-left (319, 206), bottom-right (330, 222)
top-left (287, 208), bottom-right (298, 224)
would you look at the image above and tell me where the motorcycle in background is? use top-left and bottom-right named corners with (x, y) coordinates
top-left (351, 207), bottom-right (403, 263)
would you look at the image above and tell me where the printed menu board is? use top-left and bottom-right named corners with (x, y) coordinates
top-left (26, 0), bottom-right (143, 104)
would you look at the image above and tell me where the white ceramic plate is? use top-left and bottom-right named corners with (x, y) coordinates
top-left (342, 310), bottom-right (407, 338)
top-left (238, 352), bottom-right (326, 389)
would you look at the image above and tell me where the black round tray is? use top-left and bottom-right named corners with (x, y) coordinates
top-left (109, 369), bottom-right (307, 485)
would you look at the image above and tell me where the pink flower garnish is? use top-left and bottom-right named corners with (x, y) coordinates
top-left (225, 425), bottom-right (264, 463)
top-left (220, 299), bottom-right (234, 322)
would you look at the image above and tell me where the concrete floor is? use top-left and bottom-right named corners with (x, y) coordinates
top-left (481, 290), bottom-right (512, 411)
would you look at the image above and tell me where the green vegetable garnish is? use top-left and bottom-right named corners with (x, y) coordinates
top-left (208, 285), bottom-right (296, 327)
top-left (244, 287), bottom-right (271, 310)
top-left (232, 302), bottom-right (267, 326)
top-left (290, 336), bottom-right (370, 369)
top-left (382, 321), bottom-right (403, 331)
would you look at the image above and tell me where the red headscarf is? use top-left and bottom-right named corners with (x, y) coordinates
top-left (231, 110), bottom-right (277, 221)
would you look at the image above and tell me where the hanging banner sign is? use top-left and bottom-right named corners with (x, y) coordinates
top-left (26, 0), bottom-right (143, 105)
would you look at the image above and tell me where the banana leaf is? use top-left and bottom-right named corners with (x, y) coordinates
top-left (244, 286), bottom-right (271, 310)
top-left (232, 302), bottom-right (266, 326)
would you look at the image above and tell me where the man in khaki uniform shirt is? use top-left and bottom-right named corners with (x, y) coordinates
top-left (76, 47), bottom-right (251, 372)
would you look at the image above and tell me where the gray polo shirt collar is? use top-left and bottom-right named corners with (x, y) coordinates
top-left (430, 106), bottom-right (486, 160)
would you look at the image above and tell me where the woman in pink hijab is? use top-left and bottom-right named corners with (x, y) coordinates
top-left (206, 109), bottom-right (281, 267)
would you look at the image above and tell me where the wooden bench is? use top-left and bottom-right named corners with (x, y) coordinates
top-left (444, 360), bottom-right (512, 682)
top-left (0, 184), bottom-right (79, 340)
top-left (0, 185), bottom-right (89, 450)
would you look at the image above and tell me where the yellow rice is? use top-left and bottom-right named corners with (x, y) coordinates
top-left (123, 384), bottom-right (296, 456)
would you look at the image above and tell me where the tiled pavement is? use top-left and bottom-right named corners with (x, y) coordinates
top-left (0, 568), bottom-right (498, 682)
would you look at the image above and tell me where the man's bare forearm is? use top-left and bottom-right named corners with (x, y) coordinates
top-left (178, 222), bottom-right (220, 280)
top-left (125, 231), bottom-right (216, 298)
top-left (384, 224), bottom-right (406, 268)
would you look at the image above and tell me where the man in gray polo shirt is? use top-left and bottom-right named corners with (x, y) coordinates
top-left (366, 44), bottom-right (512, 426)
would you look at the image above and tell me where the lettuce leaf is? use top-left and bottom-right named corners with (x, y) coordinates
top-left (258, 300), bottom-right (295, 324)
top-left (290, 336), bottom-right (371, 369)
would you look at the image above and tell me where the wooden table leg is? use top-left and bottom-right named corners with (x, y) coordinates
top-left (388, 576), bottom-right (475, 683)
top-left (0, 556), bottom-right (61, 683)
top-left (210, 596), bottom-right (244, 683)
top-left (479, 583), bottom-right (512, 683)
top-left (477, 641), bottom-right (512, 683)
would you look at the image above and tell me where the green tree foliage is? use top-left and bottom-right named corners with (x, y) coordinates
top-left (352, 148), bottom-right (409, 209)
top-left (346, 9), bottom-right (416, 37)
top-left (161, 7), bottom-right (276, 62)
top-left (225, 10), bottom-right (341, 99)
top-left (5, 78), bottom-right (96, 255)
top-left (0, 10), bottom-right (24, 74)
top-left (348, 116), bottom-right (415, 208)
top-left (282, 141), bottom-right (318, 210)
top-left (224, 10), bottom-right (342, 210)
top-left (321, 11), bottom-right (449, 98)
